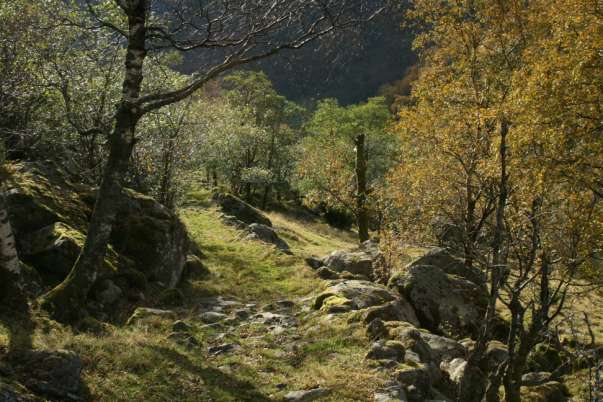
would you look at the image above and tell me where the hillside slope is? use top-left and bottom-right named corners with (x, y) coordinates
top-left (1, 192), bottom-right (394, 401)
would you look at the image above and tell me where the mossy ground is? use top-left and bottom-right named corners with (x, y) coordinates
top-left (0, 198), bottom-right (390, 401)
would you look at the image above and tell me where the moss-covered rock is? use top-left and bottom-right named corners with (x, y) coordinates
top-left (109, 189), bottom-right (189, 288)
top-left (388, 248), bottom-right (489, 339)
top-left (320, 295), bottom-right (354, 313)
top-left (6, 162), bottom-right (192, 308)
top-left (314, 280), bottom-right (397, 312)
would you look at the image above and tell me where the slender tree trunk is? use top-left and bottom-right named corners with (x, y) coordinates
top-left (39, 0), bottom-right (148, 323)
top-left (212, 169), bottom-right (218, 187)
top-left (355, 133), bottom-right (369, 243)
top-left (0, 175), bottom-right (33, 354)
top-left (261, 131), bottom-right (277, 210)
top-left (158, 137), bottom-right (175, 209)
top-left (458, 118), bottom-right (509, 402)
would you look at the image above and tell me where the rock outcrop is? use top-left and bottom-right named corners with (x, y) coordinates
top-left (388, 248), bottom-right (488, 339)
top-left (5, 162), bottom-right (195, 311)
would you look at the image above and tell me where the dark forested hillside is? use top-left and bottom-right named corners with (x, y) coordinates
top-left (180, 13), bottom-right (416, 105)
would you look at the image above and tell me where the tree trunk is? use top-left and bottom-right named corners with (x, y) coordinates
top-left (0, 176), bottom-right (34, 354)
top-left (39, 0), bottom-right (148, 323)
top-left (158, 137), bottom-right (175, 209)
top-left (458, 118), bottom-right (509, 402)
top-left (261, 130), bottom-right (277, 210)
top-left (355, 133), bottom-right (369, 243)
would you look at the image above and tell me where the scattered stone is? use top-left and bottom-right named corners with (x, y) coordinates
top-left (199, 311), bottom-right (228, 324)
top-left (233, 309), bottom-right (251, 320)
top-left (283, 387), bottom-right (331, 401)
top-left (126, 307), bottom-right (175, 326)
top-left (527, 343), bottom-right (564, 373)
top-left (253, 312), bottom-right (297, 327)
top-left (168, 332), bottom-right (199, 349)
top-left (208, 343), bottom-right (240, 356)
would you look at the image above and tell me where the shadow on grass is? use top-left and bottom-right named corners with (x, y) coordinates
top-left (150, 345), bottom-right (272, 402)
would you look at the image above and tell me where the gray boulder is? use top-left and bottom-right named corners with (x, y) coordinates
top-left (284, 388), bottom-right (330, 401)
top-left (353, 299), bottom-right (420, 328)
top-left (522, 372), bottom-right (553, 386)
top-left (212, 193), bottom-right (272, 226)
top-left (314, 280), bottom-right (397, 312)
top-left (245, 224), bottom-right (291, 254)
top-left (109, 188), bottom-right (190, 288)
top-left (389, 249), bottom-right (488, 339)
top-left (323, 250), bottom-right (373, 277)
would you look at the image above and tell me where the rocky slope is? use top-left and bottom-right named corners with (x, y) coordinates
top-left (0, 168), bottom-right (581, 401)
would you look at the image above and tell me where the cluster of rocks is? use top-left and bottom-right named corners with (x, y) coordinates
top-left (306, 240), bottom-right (379, 281)
top-left (308, 246), bottom-right (571, 402)
top-left (5, 162), bottom-right (200, 315)
top-left (127, 294), bottom-right (300, 360)
top-left (213, 192), bottom-right (291, 254)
